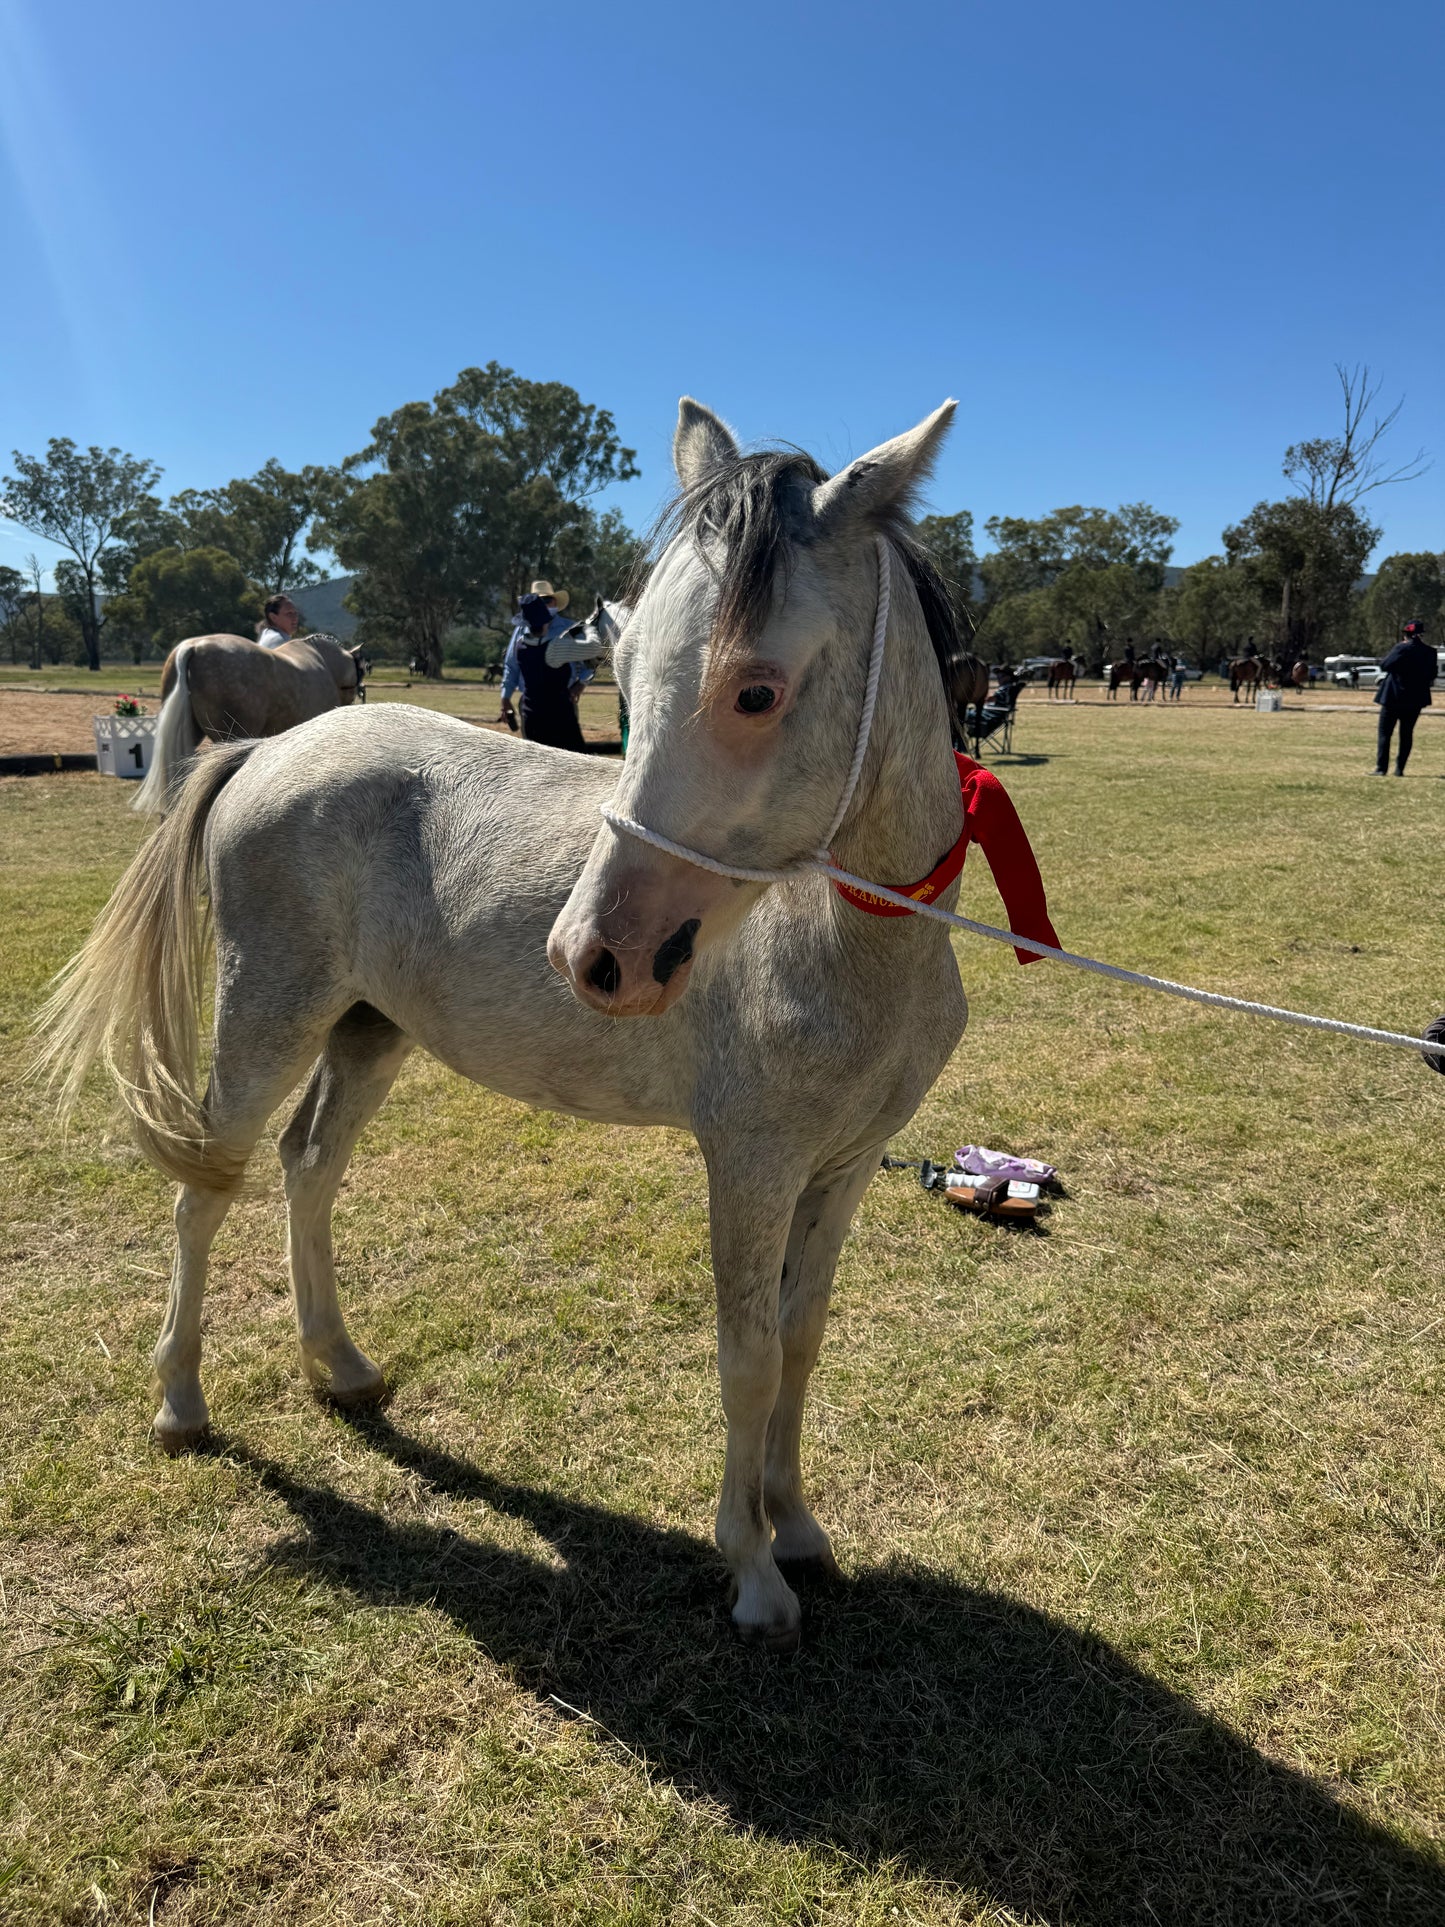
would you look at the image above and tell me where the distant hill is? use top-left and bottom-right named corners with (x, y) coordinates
top-left (297, 575), bottom-right (358, 640)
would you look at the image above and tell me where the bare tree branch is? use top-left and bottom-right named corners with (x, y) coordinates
top-left (1283, 364), bottom-right (1431, 510)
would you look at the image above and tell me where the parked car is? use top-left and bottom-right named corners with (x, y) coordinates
top-left (1323, 655), bottom-right (1379, 686)
top-left (1015, 656), bottom-right (1065, 682)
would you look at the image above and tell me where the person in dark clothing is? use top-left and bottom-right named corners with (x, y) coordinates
top-left (505, 594), bottom-right (590, 753)
top-left (1373, 619), bottom-right (1436, 775)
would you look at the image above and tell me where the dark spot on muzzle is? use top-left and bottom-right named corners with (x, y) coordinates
top-left (652, 919), bottom-right (701, 986)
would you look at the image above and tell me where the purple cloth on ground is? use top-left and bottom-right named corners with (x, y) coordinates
top-left (956, 1144), bottom-right (1057, 1184)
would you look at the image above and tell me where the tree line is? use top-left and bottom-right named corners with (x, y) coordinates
top-left (0, 363), bottom-right (641, 677)
top-left (919, 367), bottom-right (1438, 667)
top-left (2, 363), bottom-right (1436, 677)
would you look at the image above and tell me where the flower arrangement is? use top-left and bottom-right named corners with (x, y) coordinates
top-left (113, 695), bottom-right (148, 719)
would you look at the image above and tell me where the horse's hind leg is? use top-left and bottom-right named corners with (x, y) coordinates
top-left (765, 1144), bottom-right (883, 1580)
top-left (278, 1004), bottom-right (413, 1403)
top-left (154, 1007), bottom-right (338, 1451)
top-left (154, 1185), bottom-right (236, 1449)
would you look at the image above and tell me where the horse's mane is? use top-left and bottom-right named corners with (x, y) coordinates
top-left (640, 448), bottom-right (971, 704)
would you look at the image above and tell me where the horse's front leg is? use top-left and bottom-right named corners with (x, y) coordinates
top-left (706, 1161), bottom-right (809, 1651)
top-left (765, 1144), bottom-right (884, 1579)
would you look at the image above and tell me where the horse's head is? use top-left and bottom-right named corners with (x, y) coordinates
top-left (561, 597), bottom-right (631, 664)
top-left (548, 396), bottom-right (957, 1017)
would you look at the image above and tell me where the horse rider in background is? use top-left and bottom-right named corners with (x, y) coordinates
top-left (257, 594), bottom-right (301, 648)
top-left (1373, 618), bottom-right (1435, 777)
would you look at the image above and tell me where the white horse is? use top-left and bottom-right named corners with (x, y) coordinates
top-left (42, 397), bottom-right (983, 1653)
top-left (581, 597), bottom-right (633, 655)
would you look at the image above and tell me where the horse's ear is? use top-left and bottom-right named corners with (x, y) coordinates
top-left (593, 595), bottom-right (605, 618)
top-left (674, 399), bottom-right (739, 489)
top-left (811, 400), bottom-right (957, 535)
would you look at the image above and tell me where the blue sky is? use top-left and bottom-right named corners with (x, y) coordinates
top-left (2, 0), bottom-right (1442, 585)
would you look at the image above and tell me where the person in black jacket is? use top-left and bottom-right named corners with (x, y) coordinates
top-left (1374, 619), bottom-right (1436, 775)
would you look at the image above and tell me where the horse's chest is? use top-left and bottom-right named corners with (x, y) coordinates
top-left (702, 940), bottom-right (965, 1148)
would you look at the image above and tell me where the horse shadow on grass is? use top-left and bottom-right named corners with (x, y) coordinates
top-left (223, 1416), bottom-right (1445, 1926)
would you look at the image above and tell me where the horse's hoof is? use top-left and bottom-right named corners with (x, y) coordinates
top-left (303, 1346), bottom-right (387, 1408)
top-left (151, 1414), bottom-right (210, 1455)
top-left (318, 1368), bottom-right (388, 1409)
top-left (734, 1612), bottom-right (803, 1656)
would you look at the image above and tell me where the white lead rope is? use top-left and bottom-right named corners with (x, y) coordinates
top-left (601, 536), bottom-right (1445, 1062)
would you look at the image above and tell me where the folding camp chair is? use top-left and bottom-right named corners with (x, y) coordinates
top-left (969, 677), bottom-right (1021, 758)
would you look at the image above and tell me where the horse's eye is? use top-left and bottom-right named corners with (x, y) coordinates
top-left (736, 684), bottom-right (778, 715)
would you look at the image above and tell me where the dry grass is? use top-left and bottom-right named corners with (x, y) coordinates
top-left (2, 699), bottom-right (1444, 1924)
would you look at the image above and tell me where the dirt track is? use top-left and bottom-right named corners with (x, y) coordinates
top-left (0, 693), bottom-right (115, 757)
top-left (0, 688), bottom-right (619, 758)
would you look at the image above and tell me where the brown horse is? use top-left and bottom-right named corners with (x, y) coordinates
top-left (1107, 658), bottom-right (1168, 702)
top-left (135, 632), bottom-right (365, 814)
top-left (1228, 656), bottom-right (1265, 703)
top-left (1046, 657), bottom-right (1077, 700)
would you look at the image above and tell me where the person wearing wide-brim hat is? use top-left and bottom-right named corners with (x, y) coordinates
top-left (528, 578), bottom-right (570, 614)
top-left (504, 581), bottom-right (571, 664)
top-left (499, 584), bottom-right (600, 750)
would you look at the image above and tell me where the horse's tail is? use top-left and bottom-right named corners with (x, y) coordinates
top-left (35, 741), bottom-right (259, 1191)
top-left (132, 644), bottom-right (200, 815)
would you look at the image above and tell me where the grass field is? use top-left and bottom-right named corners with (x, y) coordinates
top-left (3, 700), bottom-right (1444, 1924)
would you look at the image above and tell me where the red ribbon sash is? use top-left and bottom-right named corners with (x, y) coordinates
top-left (832, 751), bottom-right (1060, 965)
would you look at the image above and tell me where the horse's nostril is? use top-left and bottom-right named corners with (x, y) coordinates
top-left (586, 948), bottom-right (621, 996)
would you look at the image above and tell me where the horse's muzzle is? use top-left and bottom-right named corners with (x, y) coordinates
top-left (548, 844), bottom-right (738, 1017)
top-left (547, 914), bottom-right (701, 1017)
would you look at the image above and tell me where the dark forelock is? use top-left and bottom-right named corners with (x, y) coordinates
top-left (641, 446), bottom-right (971, 701)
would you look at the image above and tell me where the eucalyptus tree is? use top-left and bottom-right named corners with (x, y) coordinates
top-left (0, 564), bottom-right (25, 664)
top-left (1363, 551), bottom-right (1445, 650)
top-left (105, 546), bottom-right (264, 653)
top-left (916, 509), bottom-right (978, 636)
top-left (442, 362), bottom-right (639, 600)
top-left (0, 440), bottom-right (161, 669)
top-left (167, 459), bottom-right (328, 593)
top-left (1226, 366), bottom-right (1429, 660)
top-left (1224, 497), bottom-right (1379, 660)
top-left (315, 397), bottom-right (514, 679)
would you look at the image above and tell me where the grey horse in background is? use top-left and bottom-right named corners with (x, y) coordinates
top-left (42, 397), bottom-right (986, 1654)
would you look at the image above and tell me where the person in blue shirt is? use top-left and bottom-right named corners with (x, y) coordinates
top-left (499, 592), bottom-right (599, 751)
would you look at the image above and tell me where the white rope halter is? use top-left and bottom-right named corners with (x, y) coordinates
top-left (600, 536), bottom-right (1445, 1062)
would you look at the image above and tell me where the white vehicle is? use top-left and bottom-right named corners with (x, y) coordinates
top-left (1323, 655), bottom-right (1379, 686)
